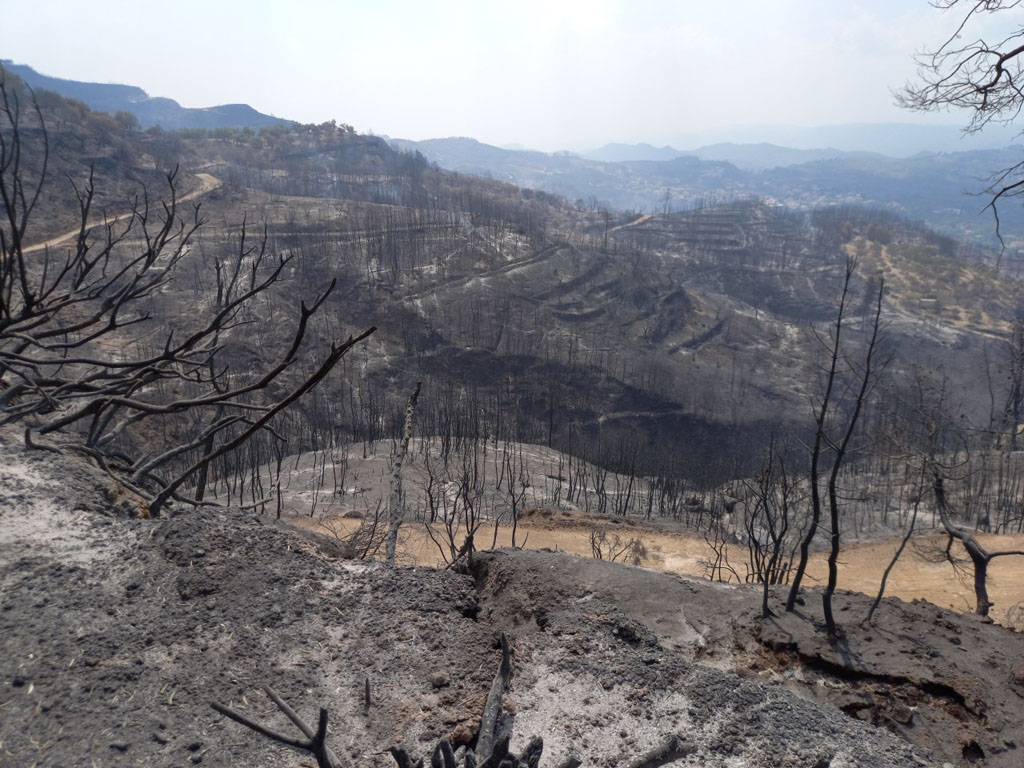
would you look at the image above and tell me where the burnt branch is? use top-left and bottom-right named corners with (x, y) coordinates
top-left (897, 1), bottom-right (1024, 251)
top-left (211, 686), bottom-right (341, 768)
top-left (0, 72), bottom-right (375, 516)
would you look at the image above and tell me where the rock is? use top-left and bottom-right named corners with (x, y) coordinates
top-left (885, 700), bottom-right (914, 726)
top-left (429, 672), bottom-right (450, 689)
top-left (1009, 665), bottom-right (1024, 686)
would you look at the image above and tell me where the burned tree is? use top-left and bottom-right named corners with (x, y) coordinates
top-left (213, 633), bottom-right (572, 768)
top-left (741, 436), bottom-right (805, 618)
top-left (930, 470), bottom-right (1024, 617)
top-left (892, 369), bottom-right (1024, 618)
top-left (212, 687), bottom-right (343, 768)
top-left (0, 71), bottom-right (374, 515)
top-left (785, 258), bottom-right (886, 639)
top-left (899, 0), bottom-right (1024, 250)
top-left (385, 381), bottom-right (422, 565)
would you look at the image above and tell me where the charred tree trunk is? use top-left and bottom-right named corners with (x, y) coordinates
top-left (386, 382), bottom-right (422, 565)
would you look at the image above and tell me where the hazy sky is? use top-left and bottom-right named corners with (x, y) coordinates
top-left (1, 0), bottom-right (1016, 151)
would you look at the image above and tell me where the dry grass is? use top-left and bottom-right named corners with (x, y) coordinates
top-left (288, 513), bottom-right (1024, 627)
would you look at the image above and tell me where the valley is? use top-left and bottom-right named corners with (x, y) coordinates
top-left (3, 52), bottom-right (1024, 767)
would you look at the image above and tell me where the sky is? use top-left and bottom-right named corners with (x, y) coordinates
top-left (1, 0), bottom-right (1019, 151)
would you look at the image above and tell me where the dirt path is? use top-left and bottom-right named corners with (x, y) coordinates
top-left (404, 243), bottom-right (562, 300)
top-left (607, 213), bottom-right (652, 234)
top-left (21, 172), bottom-right (221, 255)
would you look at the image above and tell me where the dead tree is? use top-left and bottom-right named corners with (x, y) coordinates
top-left (820, 275), bottom-right (885, 638)
top-left (785, 260), bottom-right (855, 613)
top-left (785, 258), bottom-right (886, 641)
top-left (897, 368), bottom-right (1024, 618)
top-left (898, 0), bottom-right (1024, 252)
top-left (589, 527), bottom-right (647, 566)
top-left (0, 72), bottom-right (375, 516)
top-left (742, 436), bottom-right (804, 618)
top-left (932, 470), bottom-right (1024, 617)
top-left (386, 382), bottom-right (422, 565)
top-left (499, 440), bottom-right (529, 548)
top-left (863, 488), bottom-right (919, 626)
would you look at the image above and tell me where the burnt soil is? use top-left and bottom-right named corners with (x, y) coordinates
top-left (2, 435), bottom-right (1022, 766)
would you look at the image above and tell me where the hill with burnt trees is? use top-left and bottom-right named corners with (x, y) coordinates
top-left (5, 68), bottom-right (1023, 504)
top-left (391, 135), bottom-right (1024, 250)
top-left (6, 62), bottom-right (1024, 767)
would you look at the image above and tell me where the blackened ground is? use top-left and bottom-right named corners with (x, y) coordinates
top-left (1, 434), bottom-right (1015, 766)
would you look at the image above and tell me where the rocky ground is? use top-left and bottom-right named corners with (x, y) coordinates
top-left (1, 431), bottom-right (1022, 767)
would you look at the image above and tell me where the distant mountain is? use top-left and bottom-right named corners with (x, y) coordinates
top-left (670, 122), bottom-right (1022, 157)
top-left (1, 61), bottom-right (291, 131)
top-left (583, 141), bottom-right (878, 170)
top-left (392, 135), bottom-right (1024, 246)
top-left (390, 137), bottom-right (531, 171)
top-left (680, 142), bottom-right (879, 170)
top-left (584, 142), bottom-right (683, 163)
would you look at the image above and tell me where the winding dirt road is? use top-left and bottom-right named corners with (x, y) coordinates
top-left (22, 172), bottom-right (222, 255)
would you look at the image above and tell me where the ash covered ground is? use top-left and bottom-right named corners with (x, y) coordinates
top-left (2, 432), bottom-right (1022, 767)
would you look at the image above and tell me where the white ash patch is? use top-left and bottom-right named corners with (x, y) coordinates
top-left (0, 445), bottom-right (133, 568)
top-left (510, 663), bottom-right (694, 767)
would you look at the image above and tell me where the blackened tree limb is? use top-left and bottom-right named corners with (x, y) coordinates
top-left (148, 325), bottom-right (375, 516)
top-left (211, 701), bottom-right (309, 751)
top-left (476, 632), bottom-right (512, 761)
top-left (210, 689), bottom-right (342, 768)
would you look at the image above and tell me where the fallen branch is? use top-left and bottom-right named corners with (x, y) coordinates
top-left (625, 735), bottom-right (696, 768)
top-left (476, 632), bottom-right (512, 760)
top-left (210, 686), bottom-right (342, 768)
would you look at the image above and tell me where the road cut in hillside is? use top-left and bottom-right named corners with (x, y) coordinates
top-left (20, 171), bottom-right (221, 254)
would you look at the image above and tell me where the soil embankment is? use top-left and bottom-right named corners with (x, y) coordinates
top-left (2, 434), bottom-right (1022, 766)
top-left (291, 513), bottom-right (1024, 627)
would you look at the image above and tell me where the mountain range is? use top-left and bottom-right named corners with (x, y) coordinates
top-left (583, 141), bottom-right (881, 169)
top-left (1, 60), bottom-right (290, 131)
top-left (392, 136), bottom-right (1024, 247)
top-left (7, 60), bottom-right (1022, 247)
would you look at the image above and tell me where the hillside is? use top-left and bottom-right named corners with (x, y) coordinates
top-left (4, 432), bottom-right (1023, 767)
top-left (8, 80), bottom-right (1024, 500)
top-left (6, 59), bottom-right (1024, 768)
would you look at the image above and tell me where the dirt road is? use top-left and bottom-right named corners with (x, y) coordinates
top-left (21, 172), bottom-right (221, 255)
